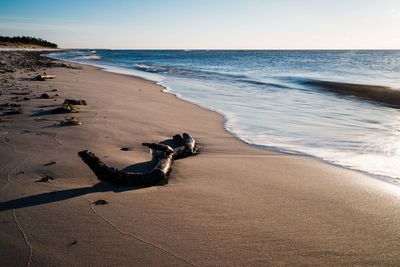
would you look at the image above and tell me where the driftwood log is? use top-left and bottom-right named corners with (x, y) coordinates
top-left (51, 103), bottom-right (79, 114)
top-left (35, 72), bottom-right (56, 81)
top-left (78, 133), bottom-right (197, 187)
top-left (63, 99), bottom-right (87, 105)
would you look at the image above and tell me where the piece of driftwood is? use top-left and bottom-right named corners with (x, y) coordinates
top-left (63, 99), bottom-right (87, 105)
top-left (62, 116), bottom-right (81, 126)
top-left (172, 133), bottom-right (196, 159)
top-left (50, 103), bottom-right (79, 114)
top-left (78, 133), bottom-right (197, 187)
top-left (35, 72), bottom-right (55, 81)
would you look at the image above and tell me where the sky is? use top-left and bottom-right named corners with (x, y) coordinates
top-left (1, 0), bottom-right (400, 49)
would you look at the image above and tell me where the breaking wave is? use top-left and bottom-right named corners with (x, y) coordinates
top-left (298, 78), bottom-right (400, 108)
top-left (81, 55), bottom-right (101, 60)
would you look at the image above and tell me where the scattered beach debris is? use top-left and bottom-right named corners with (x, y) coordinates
top-left (0, 67), bottom-right (14, 74)
top-left (39, 93), bottom-right (51, 99)
top-left (67, 240), bottom-right (78, 247)
top-left (62, 116), bottom-right (82, 126)
top-left (61, 63), bottom-right (82, 70)
top-left (51, 89), bottom-right (58, 92)
top-left (11, 91), bottom-right (30, 95)
top-left (93, 199), bottom-right (108, 205)
top-left (0, 108), bottom-right (22, 116)
top-left (43, 161), bottom-right (56, 166)
top-left (20, 129), bottom-right (34, 134)
top-left (36, 175), bottom-right (55, 183)
top-left (0, 118), bottom-right (11, 123)
top-left (35, 72), bottom-right (56, 81)
top-left (51, 103), bottom-right (79, 114)
top-left (78, 133), bottom-right (197, 187)
top-left (0, 51), bottom-right (79, 72)
top-left (63, 99), bottom-right (87, 105)
top-left (11, 96), bottom-right (22, 101)
top-left (120, 146), bottom-right (133, 151)
top-left (0, 103), bottom-right (20, 109)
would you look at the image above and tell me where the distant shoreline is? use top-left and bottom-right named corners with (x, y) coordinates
top-left (0, 47), bottom-right (62, 51)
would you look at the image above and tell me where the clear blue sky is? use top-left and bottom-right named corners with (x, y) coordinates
top-left (1, 0), bottom-right (399, 49)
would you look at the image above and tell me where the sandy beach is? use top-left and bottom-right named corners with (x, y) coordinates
top-left (1, 51), bottom-right (400, 266)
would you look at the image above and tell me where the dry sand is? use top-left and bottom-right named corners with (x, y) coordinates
top-left (1, 53), bottom-right (400, 266)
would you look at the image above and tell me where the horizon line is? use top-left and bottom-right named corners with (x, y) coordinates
top-left (61, 47), bottom-right (400, 51)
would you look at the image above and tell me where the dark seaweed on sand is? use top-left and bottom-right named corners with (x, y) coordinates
top-left (93, 199), bottom-right (108, 205)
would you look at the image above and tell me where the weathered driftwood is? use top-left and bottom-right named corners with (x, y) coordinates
top-left (63, 99), bottom-right (87, 105)
top-left (172, 133), bottom-right (196, 159)
top-left (78, 133), bottom-right (197, 187)
top-left (50, 103), bottom-right (79, 114)
top-left (35, 72), bottom-right (56, 81)
top-left (63, 116), bottom-right (81, 126)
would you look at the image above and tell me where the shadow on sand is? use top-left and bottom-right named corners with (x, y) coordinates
top-left (0, 182), bottom-right (143, 212)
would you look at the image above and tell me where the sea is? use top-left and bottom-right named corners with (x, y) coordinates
top-left (48, 50), bottom-right (400, 183)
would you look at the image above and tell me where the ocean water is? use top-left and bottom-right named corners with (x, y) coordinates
top-left (49, 50), bottom-right (400, 183)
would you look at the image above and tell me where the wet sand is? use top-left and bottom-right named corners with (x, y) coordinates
top-left (1, 52), bottom-right (400, 266)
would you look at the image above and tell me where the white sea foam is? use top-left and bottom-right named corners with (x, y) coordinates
top-left (81, 55), bottom-right (101, 60)
top-left (134, 63), bottom-right (166, 72)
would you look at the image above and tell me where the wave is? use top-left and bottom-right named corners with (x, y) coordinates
top-left (133, 63), bottom-right (289, 89)
top-left (81, 55), bottom-right (101, 60)
top-left (237, 78), bottom-right (290, 89)
top-left (298, 78), bottom-right (400, 108)
top-left (134, 63), bottom-right (167, 72)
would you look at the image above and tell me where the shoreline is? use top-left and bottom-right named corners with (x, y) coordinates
top-left (47, 53), bottom-right (397, 186)
top-left (2, 51), bottom-right (400, 265)
top-left (105, 65), bottom-right (398, 186)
